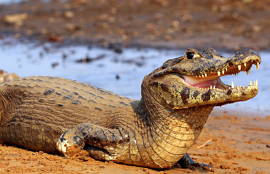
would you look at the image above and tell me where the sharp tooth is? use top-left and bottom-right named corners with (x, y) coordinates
top-left (238, 65), bottom-right (241, 71)
top-left (256, 63), bottom-right (260, 70)
top-left (225, 67), bottom-right (228, 71)
top-left (213, 86), bottom-right (216, 89)
top-left (231, 81), bottom-right (234, 88)
top-left (244, 63), bottom-right (247, 67)
top-left (202, 74), bottom-right (205, 78)
top-left (210, 86), bottom-right (212, 89)
top-left (222, 70), bottom-right (225, 74)
top-left (217, 71), bottom-right (221, 76)
top-left (205, 73), bottom-right (208, 77)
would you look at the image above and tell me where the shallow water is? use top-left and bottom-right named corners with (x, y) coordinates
top-left (0, 38), bottom-right (269, 116)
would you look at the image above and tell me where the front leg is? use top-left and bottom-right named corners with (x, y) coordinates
top-left (56, 123), bottom-right (130, 160)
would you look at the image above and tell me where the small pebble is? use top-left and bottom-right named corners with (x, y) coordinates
top-left (115, 74), bottom-right (120, 80)
top-left (51, 62), bottom-right (59, 68)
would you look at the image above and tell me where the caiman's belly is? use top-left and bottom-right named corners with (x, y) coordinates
top-left (109, 121), bottom-right (198, 169)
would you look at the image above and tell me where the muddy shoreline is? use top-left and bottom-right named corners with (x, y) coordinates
top-left (1, 0), bottom-right (270, 51)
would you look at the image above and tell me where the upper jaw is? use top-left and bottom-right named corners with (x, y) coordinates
top-left (193, 54), bottom-right (261, 79)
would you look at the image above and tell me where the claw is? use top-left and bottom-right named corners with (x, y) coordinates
top-left (176, 153), bottom-right (214, 172)
top-left (56, 131), bottom-right (85, 155)
top-left (57, 133), bottom-right (71, 154)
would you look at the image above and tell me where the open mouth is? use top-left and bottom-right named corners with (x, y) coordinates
top-left (182, 59), bottom-right (260, 90)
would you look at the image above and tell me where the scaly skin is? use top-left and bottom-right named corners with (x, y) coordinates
top-left (0, 48), bottom-right (261, 169)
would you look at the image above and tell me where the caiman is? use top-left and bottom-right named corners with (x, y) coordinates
top-left (0, 48), bottom-right (261, 169)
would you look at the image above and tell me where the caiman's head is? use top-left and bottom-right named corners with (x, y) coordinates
top-left (142, 48), bottom-right (261, 109)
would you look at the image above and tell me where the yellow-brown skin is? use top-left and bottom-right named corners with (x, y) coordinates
top-left (0, 48), bottom-right (261, 169)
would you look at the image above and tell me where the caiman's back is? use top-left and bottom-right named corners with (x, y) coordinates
top-left (0, 76), bottom-right (134, 153)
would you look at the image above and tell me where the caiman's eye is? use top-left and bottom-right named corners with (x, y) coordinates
top-left (186, 51), bottom-right (194, 59)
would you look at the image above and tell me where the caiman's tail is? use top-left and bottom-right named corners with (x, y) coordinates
top-left (0, 70), bottom-right (20, 84)
top-left (0, 87), bottom-right (10, 124)
top-left (0, 71), bottom-right (20, 123)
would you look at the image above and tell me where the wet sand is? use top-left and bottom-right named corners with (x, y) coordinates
top-left (0, 114), bottom-right (269, 174)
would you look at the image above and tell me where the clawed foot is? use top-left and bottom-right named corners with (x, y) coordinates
top-left (176, 153), bottom-right (213, 172)
top-left (56, 130), bottom-right (85, 155)
top-left (56, 123), bottom-right (129, 161)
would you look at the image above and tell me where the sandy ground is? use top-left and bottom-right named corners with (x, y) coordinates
top-left (0, 114), bottom-right (269, 174)
top-left (1, 0), bottom-right (270, 50)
